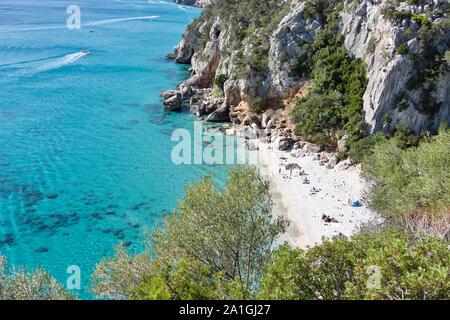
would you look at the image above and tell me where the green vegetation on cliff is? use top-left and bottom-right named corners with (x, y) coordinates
top-left (188, 0), bottom-right (291, 77)
top-left (292, 13), bottom-right (367, 145)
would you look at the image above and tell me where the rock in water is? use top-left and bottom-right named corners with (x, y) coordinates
top-left (163, 94), bottom-right (182, 111)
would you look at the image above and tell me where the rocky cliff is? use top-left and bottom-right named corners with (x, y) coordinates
top-left (340, 0), bottom-right (449, 134)
top-left (164, 0), bottom-right (449, 141)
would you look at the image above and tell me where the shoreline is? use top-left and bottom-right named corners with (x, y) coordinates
top-left (248, 136), bottom-right (379, 249)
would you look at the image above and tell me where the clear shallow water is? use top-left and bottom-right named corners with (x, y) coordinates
top-left (0, 0), bottom-right (229, 298)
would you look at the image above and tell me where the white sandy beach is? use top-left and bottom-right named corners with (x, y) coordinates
top-left (250, 139), bottom-right (379, 249)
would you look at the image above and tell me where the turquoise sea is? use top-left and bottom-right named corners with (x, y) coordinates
top-left (0, 0), bottom-right (229, 298)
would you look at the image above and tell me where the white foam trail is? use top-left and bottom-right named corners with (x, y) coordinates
top-left (84, 15), bottom-right (159, 26)
top-left (0, 16), bottom-right (159, 33)
top-left (34, 51), bottom-right (87, 73)
top-left (0, 24), bottom-right (66, 33)
top-left (0, 51), bottom-right (88, 81)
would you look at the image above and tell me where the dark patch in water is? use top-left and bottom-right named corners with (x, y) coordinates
top-left (120, 103), bottom-right (140, 107)
top-left (91, 212), bottom-right (104, 220)
top-left (127, 120), bottom-right (139, 125)
top-left (20, 189), bottom-right (44, 207)
top-left (0, 163), bottom-right (10, 167)
top-left (123, 241), bottom-right (132, 247)
top-left (112, 229), bottom-right (123, 236)
top-left (35, 247), bottom-right (48, 253)
top-left (128, 222), bottom-right (141, 228)
top-left (0, 233), bottom-right (15, 246)
top-left (37, 224), bottom-right (49, 231)
top-left (45, 193), bottom-right (58, 199)
top-left (148, 118), bottom-right (172, 126)
top-left (159, 129), bottom-right (173, 136)
top-left (113, 126), bottom-right (131, 131)
top-left (143, 104), bottom-right (162, 115)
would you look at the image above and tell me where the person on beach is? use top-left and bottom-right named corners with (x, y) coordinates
top-left (348, 198), bottom-right (352, 206)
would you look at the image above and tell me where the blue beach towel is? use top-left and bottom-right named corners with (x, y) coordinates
top-left (352, 200), bottom-right (361, 207)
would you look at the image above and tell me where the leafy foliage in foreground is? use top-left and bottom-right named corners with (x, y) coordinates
top-left (90, 164), bottom-right (449, 300)
top-left (0, 254), bottom-right (75, 300)
top-left (90, 166), bottom-right (287, 299)
top-left (259, 229), bottom-right (449, 300)
top-left (362, 123), bottom-right (450, 222)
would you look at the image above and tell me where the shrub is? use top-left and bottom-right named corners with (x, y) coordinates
top-left (213, 74), bottom-right (228, 90)
top-left (0, 254), bottom-right (76, 300)
top-left (249, 96), bottom-right (265, 112)
top-left (211, 88), bottom-right (224, 98)
top-left (91, 166), bottom-right (287, 299)
top-left (397, 43), bottom-right (409, 55)
top-left (336, 150), bottom-right (347, 162)
top-left (346, 132), bottom-right (387, 163)
top-left (383, 113), bottom-right (393, 125)
top-left (362, 123), bottom-right (450, 218)
top-left (259, 228), bottom-right (450, 300)
top-left (292, 12), bottom-right (367, 147)
top-left (367, 36), bottom-right (376, 54)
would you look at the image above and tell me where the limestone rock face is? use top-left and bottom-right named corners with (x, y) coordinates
top-left (340, 0), bottom-right (449, 134)
top-left (166, 0), bottom-right (448, 136)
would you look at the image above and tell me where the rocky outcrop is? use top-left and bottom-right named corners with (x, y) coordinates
top-left (160, 90), bottom-right (182, 111)
top-left (340, 0), bottom-right (449, 134)
top-left (165, 0), bottom-right (449, 137)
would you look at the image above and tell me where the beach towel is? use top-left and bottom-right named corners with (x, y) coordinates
top-left (352, 200), bottom-right (361, 207)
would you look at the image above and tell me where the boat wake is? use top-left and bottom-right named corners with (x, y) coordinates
top-left (35, 51), bottom-right (88, 73)
top-left (84, 15), bottom-right (159, 26)
top-left (0, 51), bottom-right (88, 80)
